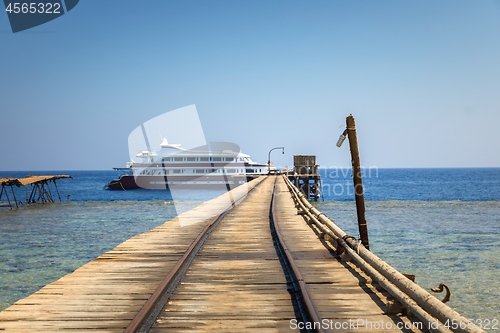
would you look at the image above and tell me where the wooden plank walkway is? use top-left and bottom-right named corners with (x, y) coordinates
top-left (0, 178), bottom-right (264, 332)
top-left (0, 176), bottom-right (421, 332)
top-left (149, 176), bottom-right (294, 332)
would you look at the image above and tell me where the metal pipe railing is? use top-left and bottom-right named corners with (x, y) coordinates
top-left (282, 175), bottom-right (484, 333)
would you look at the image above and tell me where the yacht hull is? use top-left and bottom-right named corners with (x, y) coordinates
top-left (105, 174), bottom-right (249, 190)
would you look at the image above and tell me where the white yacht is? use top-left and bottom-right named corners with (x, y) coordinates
top-left (106, 139), bottom-right (273, 190)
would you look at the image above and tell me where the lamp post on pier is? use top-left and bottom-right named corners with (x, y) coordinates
top-left (336, 115), bottom-right (369, 250)
top-left (268, 147), bottom-right (285, 174)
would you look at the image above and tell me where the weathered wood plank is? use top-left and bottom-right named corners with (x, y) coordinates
top-left (0, 178), bottom-right (265, 332)
top-left (150, 177), bottom-right (297, 332)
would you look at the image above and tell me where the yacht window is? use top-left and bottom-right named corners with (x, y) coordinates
top-left (213, 157), bottom-right (222, 162)
top-left (226, 157), bottom-right (234, 162)
top-left (200, 157), bottom-right (209, 161)
top-left (246, 169), bottom-right (255, 173)
top-left (186, 157), bottom-right (196, 161)
top-left (173, 169), bottom-right (181, 174)
top-left (195, 169), bottom-right (205, 174)
top-left (174, 157), bottom-right (183, 161)
top-left (226, 169), bottom-right (236, 173)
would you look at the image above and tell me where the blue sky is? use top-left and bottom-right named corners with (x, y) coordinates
top-left (1, 1), bottom-right (499, 170)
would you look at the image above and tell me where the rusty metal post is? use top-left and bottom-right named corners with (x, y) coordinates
top-left (346, 114), bottom-right (369, 250)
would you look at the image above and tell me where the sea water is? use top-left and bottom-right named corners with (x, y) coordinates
top-left (0, 169), bottom-right (499, 327)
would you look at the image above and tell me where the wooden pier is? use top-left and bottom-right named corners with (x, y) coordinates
top-left (0, 175), bottom-right (72, 209)
top-left (0, 176), bottom-right (483, 333)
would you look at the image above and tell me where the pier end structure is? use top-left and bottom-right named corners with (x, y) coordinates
top-left (288, 155), bottom-right (321, 201)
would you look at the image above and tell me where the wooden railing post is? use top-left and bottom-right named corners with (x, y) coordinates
top-left (346, 114), bottom-right (370, 250)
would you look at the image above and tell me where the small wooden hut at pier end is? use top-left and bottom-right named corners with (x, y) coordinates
top-left (288, 155), bottom-right (321, 201)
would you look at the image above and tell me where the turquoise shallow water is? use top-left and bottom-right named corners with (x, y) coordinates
top-left (0, 169), bottom-right (499, 328)
top-left (0, 200), bottom-right (179, 311)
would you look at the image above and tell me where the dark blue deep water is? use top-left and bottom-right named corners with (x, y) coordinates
top-left (1, 168), bottom-right (499, 326)
top-left (317, 167), bottom-right (500, 201)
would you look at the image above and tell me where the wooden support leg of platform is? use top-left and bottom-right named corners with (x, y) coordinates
top-left (43, 181), bottom-right (55, 203)
top-left (53, 180), bottom-right (62, 201)
top-left (1, 184), bottom-right (14, 209)
top-left (10, 185), bottom-right (18, 209)
top-left (36, 183), bottom-right (46, 203)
